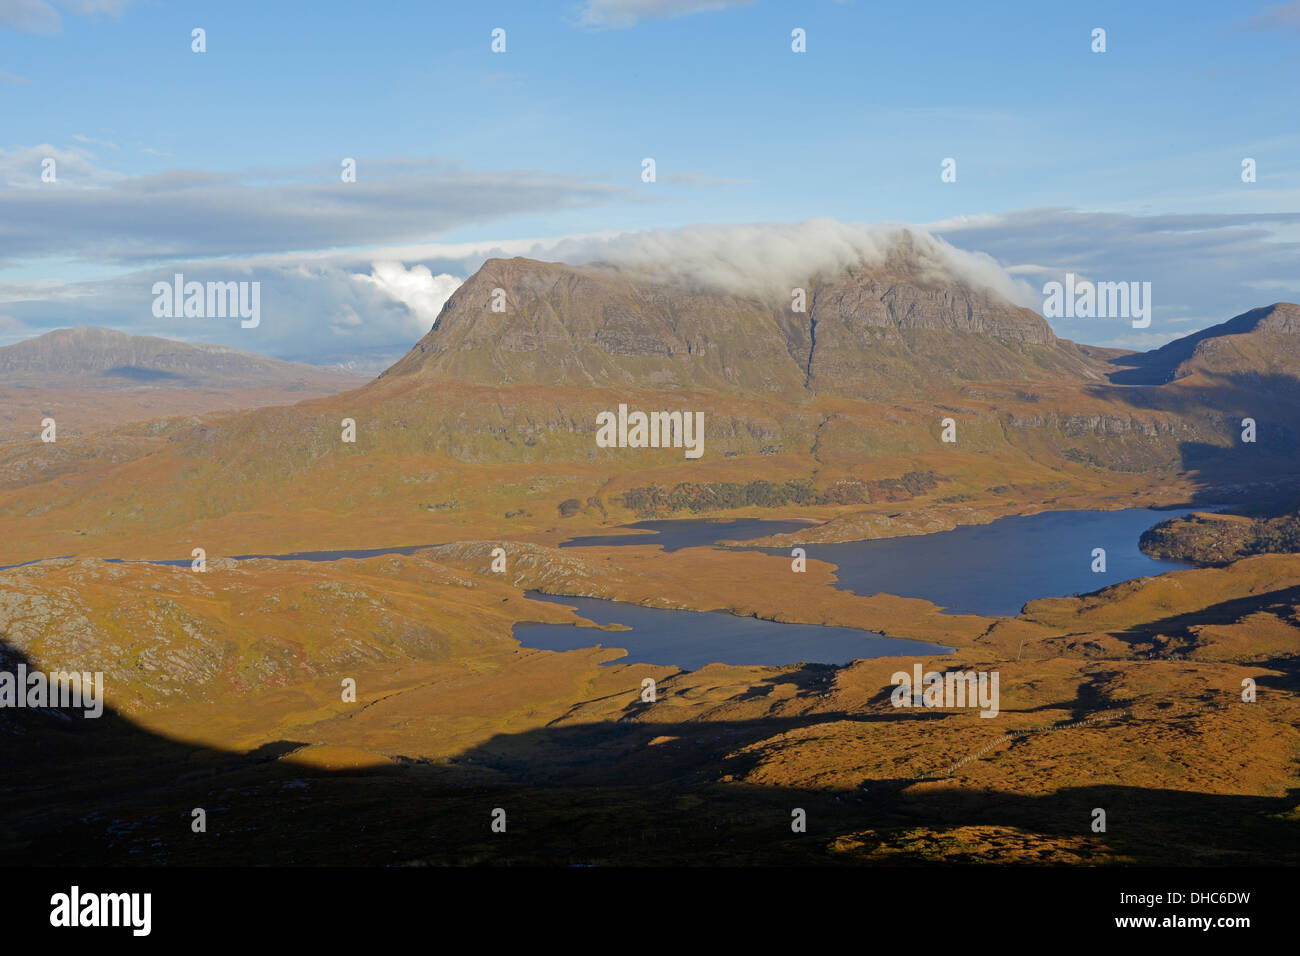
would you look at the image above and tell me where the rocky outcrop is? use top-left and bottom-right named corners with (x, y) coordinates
top-left (1140, 509), bottom-right (1300, 566)
top-left (382, 251), bottom-right (1112, 397)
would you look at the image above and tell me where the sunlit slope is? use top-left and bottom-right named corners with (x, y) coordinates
top-left (0, 258), bottom-right (1296, 565)
top-left (3, 543), bottom-right (1296, 864)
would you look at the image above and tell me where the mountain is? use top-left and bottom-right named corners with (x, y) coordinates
top-left (1, 249), bottom-right (1296, 565)
top-left (0, 326), bottom-right (365, 391)
top-left (1108, 302), bottom-right (1300, 387)
top-left (384, 248), bottom-right (1111, 399)
top-left (0, 326), bottom-right (369, 441)
top-left (4, 263), bottom-right (1299, 868)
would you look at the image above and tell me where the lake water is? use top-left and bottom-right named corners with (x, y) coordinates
top-left (756, 507), bottom-right (1200, 617)
top-left (515, 591), bottom-right (952, 670)
top-left (557, 508), bottom-right (1201, 618)
top-left (3, 507), bottom-right (1200, 669)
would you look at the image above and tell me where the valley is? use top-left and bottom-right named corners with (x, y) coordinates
top-left (2, 247), bottom-right (1298, 867)
top-left (2, 529), bottom-right (1297, 865)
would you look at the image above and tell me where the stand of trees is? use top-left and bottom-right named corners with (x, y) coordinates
top-left (619, 471), bottom-right (939, 517)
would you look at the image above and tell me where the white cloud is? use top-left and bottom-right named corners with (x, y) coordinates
top-left (352, 262), bottom-right (462, 335)
top-left (71, 133), bottom-right (118, 150)
top-left (1104, 330), bottom-right (1187, 351)
top-left (539, 218), bottom-right (1037, 307)
top-left (0, 312), bottom-right (28, 346)
top-left (928, 207), bottom-right (1300, 344)
top-left (0, 143), bottom-right (125, 188)
top-left (0, 0), bottom-right (60, 33)
top-left (63, 0), bottom-right (133, 12)
top-left (661, 171), bottom-right (759, 187)
top-left (3, 213), bottom-right (1297, 360)
top-left (0, 149), bottom-right (629, 263)
top-left (578, 0), bottom-right (752, 29)
top-left (1242, 1), bottom-right (1300, 31)
top-left (0, 0), bottom-right (133, 33)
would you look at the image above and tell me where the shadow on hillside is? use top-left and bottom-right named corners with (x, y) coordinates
top-left (1090, 370), bottom-right (1300, 417)
top-left (105, 365), bottom-right (188, 383)
top-left (3, 638), bottom-right (1296, 867)
top-left (1079, 371), bottom-right (1300, 504)
top-left (1101, 585), bottom-right (1300, 654)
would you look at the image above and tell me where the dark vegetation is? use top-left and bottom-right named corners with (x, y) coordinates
top-left (1141, 494), bottom-right (1300, 565)
top-left (619, 472), bottom-right (939, 517)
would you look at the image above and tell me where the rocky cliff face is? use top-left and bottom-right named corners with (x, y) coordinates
top-left (382, 251), bottom-right (1111, 398)
top-left (382, 257), bottom-right (809, 393)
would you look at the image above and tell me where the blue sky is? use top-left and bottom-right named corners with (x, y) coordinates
top-left (1, 0), bottom-right (1298, 364)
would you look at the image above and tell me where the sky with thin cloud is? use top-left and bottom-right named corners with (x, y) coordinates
top-left (0, 0), bottom-right (1297, 365)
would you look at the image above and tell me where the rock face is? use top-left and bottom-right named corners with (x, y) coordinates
top-left (1108, 303), bottom-right (1300, 386)
top-left (1139, 512), bottom-right (1257, 565)
top-left (382, 251), bottom-right (1111, 398)
top-left (806, 242), bottom-right (1054, 344)
top-left (382, 258), bottom-right (811, 394)
top-left (801, 257), bottom-right (1102, 396)
top-left (1140, 508), bottom-right (1300, 566)
top-left (0, 326), bottom-right (364, 391)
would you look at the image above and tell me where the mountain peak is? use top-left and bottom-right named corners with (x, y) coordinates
top-left (381, 249), bottom-right (1102, 397)
top-left (1108, 302), bottom-right (1300, 386)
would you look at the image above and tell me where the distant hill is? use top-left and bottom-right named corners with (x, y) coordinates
top-left (1108, 303), bottom-right (1300, 387)
top-left (0, 326), bottom-right (368, 440)
top-left (0, 326), bottom-right (366, 391)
